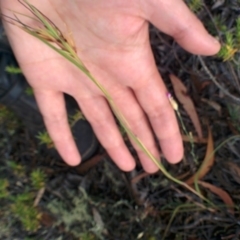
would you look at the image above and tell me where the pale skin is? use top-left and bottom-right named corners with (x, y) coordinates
top-left (0, 0), bottom-right (220, 173)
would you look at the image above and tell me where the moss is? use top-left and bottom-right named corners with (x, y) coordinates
top-left (11, 192), bottom-right (41, 232)
top-left (36, 131), bottom-right (54, 148)
top-left (47, 188), bottom-right (104, 239)
top-left (30, 169), bottom-right (46, 190)
top-left (0, 179), bottom-right (9, 199)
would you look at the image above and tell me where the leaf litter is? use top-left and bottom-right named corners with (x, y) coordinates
top-left (198, 181), bottom-right (234, 215)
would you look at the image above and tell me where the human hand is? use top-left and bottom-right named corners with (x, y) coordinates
top-left (1, 0), bottom-right (220, 173)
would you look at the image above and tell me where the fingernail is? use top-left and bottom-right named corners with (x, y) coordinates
top-left (209, 35), bottom-right (220, 45)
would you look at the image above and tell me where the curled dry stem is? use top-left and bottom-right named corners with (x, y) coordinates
top-left (4, 0), bottom-right (213, 204)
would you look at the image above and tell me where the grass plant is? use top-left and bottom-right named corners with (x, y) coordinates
top-left (5, 0), bottom-right (211, 203)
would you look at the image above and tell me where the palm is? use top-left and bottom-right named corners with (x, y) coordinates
top-left (1, 0), bottom-right (220, 172)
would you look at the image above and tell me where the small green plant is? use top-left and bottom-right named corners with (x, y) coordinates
top-left (7, 160), bottom-right (26, 177)
top-left (25, 87), bottom-right (34, 96)
top-left (217, 18), bottom-right (240, 61)
top-left (11, 192), bottom-right (41, 232)
top-left (69, 109), bottom-right (85, 127)
top-left (5, 65), bottom-right (22, 74)
top-left (0, 179), bottom-right (9, 199)
top-left (0, 105), bottom-right (18, 131)
top-left (186, 0), bottom-right (203, 12)
top-left (0, 166), bottom-right (45, 233)
top-left (36, 130), bottom-right (54, 148)
top-left (30, 169), bottom-right (46, 190)
top-left (47, 189), bottom-right (103, 239)
top-left (218, 31), bottom-right (238, 61)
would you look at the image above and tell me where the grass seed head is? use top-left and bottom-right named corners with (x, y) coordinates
top-left (167, 93), bottom-right (179, 111)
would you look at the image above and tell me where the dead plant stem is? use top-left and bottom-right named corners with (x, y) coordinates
top-left (198, 56), bottom-right (240, 104)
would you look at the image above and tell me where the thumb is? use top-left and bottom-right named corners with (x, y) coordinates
top-left (142, 0), bottom-right (220, 55)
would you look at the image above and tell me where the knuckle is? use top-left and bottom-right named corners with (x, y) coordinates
top-left (43, 111), bottom-right (67, 125)
top-left (146, 103), bottom-right (169, 119)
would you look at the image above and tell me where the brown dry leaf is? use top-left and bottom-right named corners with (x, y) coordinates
top-left (190, 74), bottom-right (210, 93)
top-left (75, 153), bottom-right (106, 175)
top-left (39, 210), bottom-right (56, 227)
top-left (198, 181), bottom-right (234, 215)
top-left (131, 172), bottom-right (150, 184)
top-left (200, 81), bottom-right (211, 91)
top-left (169, 74), bottom-right (203, 138)
top-left (186, 127), bottom-right (214, 185)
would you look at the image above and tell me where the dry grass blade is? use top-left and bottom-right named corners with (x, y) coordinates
top-left (186, 127), bottom-right (214, 185)
top-left (33, 187), bottom-right (45, 207)
top-left (169, 74), bottom-right (203, 138)
top-left (198, 181), bottom-right (234, 215)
